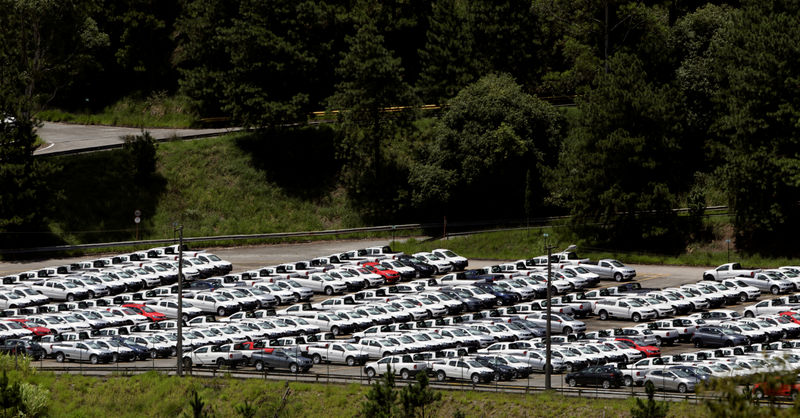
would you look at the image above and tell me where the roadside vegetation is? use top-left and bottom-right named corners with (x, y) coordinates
top-left (37, 94), bottom-right (199, 128)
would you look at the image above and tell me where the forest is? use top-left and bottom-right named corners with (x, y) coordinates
top-left (1, 0), bottom-right (799, 255)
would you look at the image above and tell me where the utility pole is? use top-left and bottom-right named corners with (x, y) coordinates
top-left (175, 224), bottom-right (184, 376)
top-left (543, 233), bottom-right (554, 390)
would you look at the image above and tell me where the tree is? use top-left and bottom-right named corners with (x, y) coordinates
top-left (709, 0), bottom-right (800, 254)
top-left (409, 73), bottom-right (564, 221)
top-left (399, 372), bottom-right (441, 418)
top-left (361, 366), bottom-right (397, 418)
top-left (630, 381), bottom-right (668, 418)
top-left (0, 371), bottom-right (22, 417)
top-left (555, 53), bottom-right (688, 250)
top-left (328, 4), bottom-right (418, 220)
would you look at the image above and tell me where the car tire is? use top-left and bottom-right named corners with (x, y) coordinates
top-left (275, 297), bottom-right (283, 305)
top-left (624, 376), bottom-right (633, 387)
top-left (66, 294), bottom-right (75, 302)
top-left (493, 372), bottom-right (500, 382)
top-left (745, 311), bottom-right (755, 318)
top-left (563, 327), bottom-right (573, 335)
top-left (471, 373), bottom-right (481, 384)
top-left (170, 347), bottom-right (177, 357)
top-left (599, 311), bottom-right (608, 321)
top-left (111, 353), bottom-right (119, 363)
top-left (771, 286), bottom-right (780, 295)
top-left (312, 354), bottom-right (322, 364)
top-left (183, 357), bottom-right (192, 368)
top-left (632, 313), bottom-right (642, 323)
top-left (568, 378), bottom-right (577, 387)
top-left (739, 293), bottom-right (748, 303)
top-left (614, 273), bottom-right (623, 282)
top-left (678, 383), bottom-right (688, 394)
top-left (366, 367), bottom-right (376, 378)
top-left (55, 352), bottom-right (65, 363)
top-left (346, 356), bottom-right (355, 366)
top-left (182, 314), bottom-right (189, 322)
top-left (383, 352), bottom-right (391, 358)
top-left (88, 291), bottom-right (95, 299)
top-left (602, 380), bottom-right (611, 389)
top-left (754, 389), bottom-right (765, 399)
top-left (703, 274), bottom-right (714, 281)
top-left (254, 361), bottom-right (264, 371)
top-left (293, 293), bottom-right (302, 301)
top-left (401, 369), bottom-right (410, 380)
top-left (324, 287), bottom-right (334, 296)
top-left (331, 326), bottom-right (340, 336)
top-left (565, 362), bottom-right (574, 373)
top-left (289, 363), bottom-right (298, 373)
top-left (437, 371), bottom-right (446, 382)
top-left (217, 307), bottom-right (226, 317)
top-left (791, 390), bottom-right (798, 401)
top-left (694, 339), bottom-right (703, 348)
top-left (655, 337), bottom-right (662, 347)
top-left (150, 349), bottom-right (158, 359)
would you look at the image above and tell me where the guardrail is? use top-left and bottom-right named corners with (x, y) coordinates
top-left (33, 364), bottom-right (728, 404)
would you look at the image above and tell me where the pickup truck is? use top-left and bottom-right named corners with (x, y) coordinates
top-left (549, 296), bottom-right (592, 318)
top-left (631, 323), bottom-right (679, 346)
top-left (431, 358), bottom-right (495, 383)
top-left (364, 355), bottom-right (428, 380)
top-left (594, 299), bottom-right (657, 322)
top-left (743, 299), bottom-right (800, 318)
top-left (703, 262), bottom-right (761, 282)
top-left (430, 249), bottom-right (469, 271)
top-left (551, 251), bottom-right (590, 265)
top-left (607, 282), bottom-right (659, 296)
top-left (574, 259), bottom-right (636, 282)
top-left (307, 342), bottom-right (369, 366)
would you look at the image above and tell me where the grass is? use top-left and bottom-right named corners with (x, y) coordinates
top-left (5, 369), bottom-right (705, 417)
top-left (38, 93), bottom-right (200, 128)
top-left (392, 227), bottom-right (800, 268)
top-left (44, 128), bottom-right (364, 247)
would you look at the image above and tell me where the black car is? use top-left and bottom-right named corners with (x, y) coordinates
top-left (473, 356), bottom-right (516, 381)
top-left (250, 348), bottom-right (313, 373)
top-left (691, 326), bottom-right (749, 348)
top-left (439, 289), bottom-right (483, 312)
top-left (0, 339), bottom-right (45, 360)
top-left (566, 365), bottom-right (625, 389)
top-left (472, 283), bottom-right (518, 306)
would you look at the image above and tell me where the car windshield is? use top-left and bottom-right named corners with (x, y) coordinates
top-left (627, 301), bottom-right (644, 307)
top-left (610, 261), bottom-right (624, 267)
top-left (466, 360), bottom-right (483, 368)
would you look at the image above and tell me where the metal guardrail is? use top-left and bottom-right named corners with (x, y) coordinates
top-left (0, 206), bottom-right (730, 255)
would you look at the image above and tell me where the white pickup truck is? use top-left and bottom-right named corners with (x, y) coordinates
top-left (703, 263), bottom-right (761, 282)
top-left (431, 358), bottom-right (495, 383)
top-left (593, 299), bottom-right (657, 322)
top-left (575, 259), bottom-right (636, 282)
top-left (307, 342), bottom-right (369, 366)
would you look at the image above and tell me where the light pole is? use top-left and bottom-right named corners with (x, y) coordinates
top-left (175, 224), bottom-right (184, 376)
top-left (543, 233), bottom-right (553, 390)
top-left (726, 239), bottom-right (731, 263)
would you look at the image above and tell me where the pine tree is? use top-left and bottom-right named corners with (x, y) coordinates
top-left (361, 366), bottom-right (397, 418)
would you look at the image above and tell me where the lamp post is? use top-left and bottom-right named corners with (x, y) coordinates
top-left (543, 233), bottom-right (553, 390)
top-left (175, 224), bottom-right (184, 376)
top-left (726, 239), bottom-right (731, 263)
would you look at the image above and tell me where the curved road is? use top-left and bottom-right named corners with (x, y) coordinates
top-left (34, 122), bottom-right (238, 156)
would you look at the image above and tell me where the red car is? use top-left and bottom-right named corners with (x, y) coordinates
top-left (240, 341), bottom-right (272, 352)
top-left (615, 337), bottom-right (660, 357)
top-left (780, 311), bottom-right (800, 325)
top-left (753, 381), bottom-right (800, 400)
top-left (361, 262), bottom-right (401, 285)
top-left (122, 303), bottom-right (167, 322)
top-left (5, 319), bottom-right (51, 336)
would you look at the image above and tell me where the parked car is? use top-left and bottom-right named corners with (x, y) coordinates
top-left (643, 369), bottom-right (699, 393)
top-left (566, 365), bottom-right (625, 389)
top-left (249, 348), bottom-right (313, 373)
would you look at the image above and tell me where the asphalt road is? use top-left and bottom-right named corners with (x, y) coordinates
top-left (33, 122), bottom-right (237, 156)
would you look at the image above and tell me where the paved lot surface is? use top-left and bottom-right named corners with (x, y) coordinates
top-left (4, 238), bottom-right (724, 394)
top-left (34, 122), bottom-right (237, 156)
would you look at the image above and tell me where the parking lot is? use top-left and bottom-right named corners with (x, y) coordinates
top-left (2, 239), bottom-right (792, 399)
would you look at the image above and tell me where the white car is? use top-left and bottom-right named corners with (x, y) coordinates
top-left (364, 355), bottom-right (429, 380)
top-left (431, 249), bottom-right (468, 271)
top-left (720, 279), bottom-right (761, 302)
top-left (412, 253), bottom-right (453, 274)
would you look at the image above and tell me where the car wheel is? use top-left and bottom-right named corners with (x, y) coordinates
top-left (55, 352), bottom-right (65, 363)
top-left (182, 314), bottom-right (189, 322)
top-left (111, 353), bottom-right (118, 363)
top-left (602, 380), bottom-right (611, 389)
top-left (275, 297), bottom-right (283, 305)
top-left (568, 378), bottom-right (577, 387)
top-left (745, 311), bottom-right (755, 318)
top-left (754, 389), bottom-right (765, 399)
top-left (183, 357), bottom-right (192, 368)
top-left (331, 326), bottom-right (340, 336)
top-left (363, 280), bottom-right (370, 289)
top-left (655, 337), bottom-right (662, 347)
top-left (171, 347), bottom-right (177, 357)
top-left (791, 390), bottom-right (798, 401)
top-left (88, 291), bottom-right (95, 299)
top-left (678, 383), bottom-right (688, 394)
top-left (289, 363), bottom-right (298, 373)
top-left (614, 273), bottom-right (623, 282)
top-left (150, 349), bottom-right (157, 359)
top-left (401, 369), bottom-right (410, 380)
top-left (471, 373), bottom-right (481, 384)
top-left (312, 354), bottom-right (322, 364)
top-left (346, 356), bottom-right (355, 366)
top-left (689, 303), bottom-right (697, 311)
top-left (565, 362), bottom-right (574, 373)
top-left (495, 298), bottom-right (504, 306)
top-left (694, 339), bottom-right (703, 348)
top-left (254, 361), bottom-right (264, 371)
top-left (366, 368), bottom-right (376, 378)
top-left (217, 307), bottom-right (226, 316)
top-left (599, 311), bottom-right (608, 321)
top-left (216, 358), bottom-right (225, 367)
top-left (437, 371), bottom-right (446, 382)
top-left (703, 274), bottom-right (714, 281)
top-left (563, 327), bottom-right (573, 335)
top-left (325, 287), bottom-right (334, 296)
top-left (383, 352), bottom-right (391, 358)
top-left (632, 313), bottom-right (642, 323)
top-left (66, 294), bottom-right (75, 302)
top-left (739, 293), bottom-right (748, 303)
top-left (624, 376), bottom-right (633, 387)
top-left (293, 293), bottom-right (302, 301)
top-left (771, 286), bottom-right (780, 295)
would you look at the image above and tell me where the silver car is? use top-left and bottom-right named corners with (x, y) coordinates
top-left (643, 369), bottom-right (698, 393)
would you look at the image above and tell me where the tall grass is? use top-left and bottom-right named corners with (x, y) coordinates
top-left (38, 93), bottom-right (199, 128)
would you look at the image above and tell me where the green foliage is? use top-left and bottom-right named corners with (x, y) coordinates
top-left (123, 131), bottom-right (157, 183)
top-left (38, 94), bottom-right (199, 128)
top-left (555, 52), bottom-right (688, 251)
top-left (399, 372), bottom-right (441, 418)
top-left (409, 73), bottom-right (564, 220)
top-left (234, 399), bottom-right (257, 418)
top-left (185, 388), bottom-right (211, 418)
top-left (361, 367), bottom-right (397, 418)
top-left (0, 371), bottom-right (22, 417)
top-left (709, 0), bottom-right (800, 255)
top-left (18, 383), bottom-right (49, 418)
top-left (631, 381), bottom-right (668, 418)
